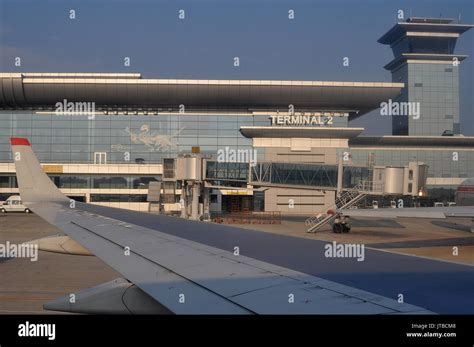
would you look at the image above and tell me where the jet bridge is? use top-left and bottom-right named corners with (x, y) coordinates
top-left (149, 154), bottom-right (428, 222)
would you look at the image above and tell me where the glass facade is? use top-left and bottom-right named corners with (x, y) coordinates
top-left (346, 148), bottom-right (474, 178)
top-left (0, 110), bottom-right (471, 195)
top-left (392, 63), bottom-right (460, 136)
top-left (1, 111), bottom-right (471, 180)
top-left (90, 194), bottom-right (148, 202)
top-left (0, 112), bottom-right (264, 164)
top-left (0, 174), bottom-right (160, 189)
top-left (0, 111), bottom-right (349, 164)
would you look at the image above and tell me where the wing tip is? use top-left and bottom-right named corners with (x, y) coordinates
top-left (10, 137), bottom-right (31, 146)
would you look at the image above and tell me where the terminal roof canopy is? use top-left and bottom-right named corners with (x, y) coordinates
top-left (240, 126), bottom-right (364, 139)
top-left (0, 72), bottom-right (403, 119)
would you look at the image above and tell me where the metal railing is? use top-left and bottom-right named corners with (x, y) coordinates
top-left (212, 211), bottom-right (281, 225)
top-left (356, 180), bottom-right (384, 194)
top-left (305, 181), bottom-right (375, 233)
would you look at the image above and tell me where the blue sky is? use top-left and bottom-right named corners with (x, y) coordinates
top-left (0, 0), bottom-right (472, 134)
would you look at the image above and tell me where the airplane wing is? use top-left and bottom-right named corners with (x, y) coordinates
top-left (10, 137), bottom-right (432, 314)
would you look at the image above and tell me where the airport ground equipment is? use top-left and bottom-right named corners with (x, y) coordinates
top-left (305, 162), bottom-right (429, 232)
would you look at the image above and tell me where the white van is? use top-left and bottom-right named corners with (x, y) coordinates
top-left (0, 196), bottom-right (31, 213)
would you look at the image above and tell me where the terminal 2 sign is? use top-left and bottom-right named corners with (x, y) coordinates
top-left (269, 112), bottom-right (348, 127)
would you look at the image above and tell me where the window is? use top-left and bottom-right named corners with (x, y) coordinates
top-left (210, 194), bottom-right (218, 204)
top-left (0, 176), bottom-right (10, 188)
top-left (408, 170), bottom-right (413, 180)
top-left (58, 175), bottom-right (89, 189)
top-left (408, 183), bottom-right (413, 193)
top-left (132, 176), bottom-right (159, 189)
top-left (90, 194), bottom-right (147, 202)
top-left (163, 159), bottom-right (175, 179)
top-left (453, 123), bottom-right (460, 134)
top-left (92, 176), bottom-right (128, 189)
top-left (94, 152), bottom-right (107, 164)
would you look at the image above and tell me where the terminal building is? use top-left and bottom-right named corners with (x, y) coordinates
top-left (0, 17), bottom-right (473, 217)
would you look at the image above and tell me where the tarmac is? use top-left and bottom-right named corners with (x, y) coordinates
top-left (235, 215), bottom-right (474, 265)
top-left (0, 211), bottom-right (473, 314)
top-left (0, 213), bottom-right (120, 314)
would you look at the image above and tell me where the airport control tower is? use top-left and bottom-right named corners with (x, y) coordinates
top-left (378, 17), bottom-right (473, 136)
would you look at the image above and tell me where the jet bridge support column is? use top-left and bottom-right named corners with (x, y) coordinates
top-left (186, 185), bottom-right (193, 217)
top-left (191, 184), bottom-right (200, 220)
top-left (180, 181), bottom-right (187, 219)
top-left (203, 187), bottom-right (210, 215)
top-left (337, 155), bottom-right (343, 195)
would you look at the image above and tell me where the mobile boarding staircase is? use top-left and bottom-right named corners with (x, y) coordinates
top-left (305, 181), bottom-right (382, 233)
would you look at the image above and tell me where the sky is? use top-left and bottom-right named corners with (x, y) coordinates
top-left (0, 0), bottom-right (473, 134)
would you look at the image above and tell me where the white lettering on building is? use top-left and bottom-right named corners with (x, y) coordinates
top-left (269, 113), bottom-right (340, 126)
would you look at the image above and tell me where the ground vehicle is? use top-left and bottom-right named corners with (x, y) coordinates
top-left (434, 202), bottom-right (444, 208)
top-left (0, 195), bottom-right (30, 213)
top-left (332, 214), bottom-right (351, 233)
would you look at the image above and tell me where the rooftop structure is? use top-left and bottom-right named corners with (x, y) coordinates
top-left (378, 17), bottom-right (473, 136)
top-left (0, 73), bottom-right (403, 120)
